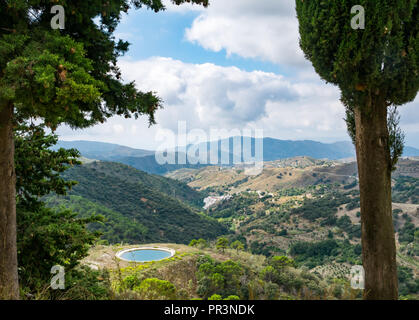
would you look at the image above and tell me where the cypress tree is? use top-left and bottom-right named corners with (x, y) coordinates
top-left (296, 0), bottom-right (418, 299)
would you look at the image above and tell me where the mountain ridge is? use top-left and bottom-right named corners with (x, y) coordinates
top-left (55, 138), bottom-right (419, 175)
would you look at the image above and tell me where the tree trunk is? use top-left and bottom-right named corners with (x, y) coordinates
top-left (0, 102), bottom-right (19, 300)
top-left (354, 99), bottom-right (398, 300)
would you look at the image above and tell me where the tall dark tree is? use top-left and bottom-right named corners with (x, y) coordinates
top-left (14, 123), bottom-right (103, 296)
top-left (0, 0), bottom-right (208, 299)
top-left (296, 1), bottom-right (418, 299)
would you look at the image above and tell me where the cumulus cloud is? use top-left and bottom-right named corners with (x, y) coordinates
top-left (56, 1), bottom-right (419, 149)
top-left (112, 57), bottom-right (348, 146)
top-left (184, 0), bottom-right (308, 68)
top-left (58, 57), bottom-right (349, 149)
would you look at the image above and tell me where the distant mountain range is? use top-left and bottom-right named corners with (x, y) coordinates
top-left (54, 140), bottom-right (155, 160)
top-left (55, 138), bottom-right (419, 175)
top-left (404, 146), bottom-right (419, 157)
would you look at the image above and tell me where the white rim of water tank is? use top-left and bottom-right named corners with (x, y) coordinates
top-left (116, 247), bottom-right (176, 262)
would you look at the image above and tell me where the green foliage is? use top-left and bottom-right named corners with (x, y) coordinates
top-left (277, 187), bottom-right (311, 197)
top-left (411, 230), bottom-right (419, 257)
top-left (196, 256), bottom-right (244, 299)
top-left (388, 107), bottom-right (405, 170)
top-left (1, 31), bottom-right (105, 127)
top-left (65, 161), bottom-right (204, 207)
top-left (343, 180), bottom-right (358, 190)
top-left (260, 255), bottom-right (325, 297)
top-left (14, 123), bottom-right (81, 209)
top-left (336, 215), bottom-right (361, 238)
top-left (208, 294), bottom-right (222, 300)
top-left (296, 0), bottom-right (418, 110)
top-left (346, 197), bottom-right (360, 210)
top-left (17, 205), bottom-right (101, 291)
top-left (263, 282), bottom-right (280, 300)
top-left (398, 266), bottom-right (419, 296)
top-left (216, 237), bottom-right (229, 253)
top-left (14, 125), bottom-right (104, 295)
top-left (1, 0), bottom-right (209, 128)
top-left (230, 240), bottom-right (244, 252)
top-left (189, 238), bottom-right (208, 248)
top-left (134, 278), bottom-right (177, 300)
top-left (45, 195), bottom-right (148, 243)
top-left (210, 193), bottom-right (259, 219)
top-left (121, 274), bottom-right (142, 291)
top-left (270, 256), bottom-right (296, 269)
top-left (49, 267), bottom-right (113, 300)
top-left (392, 176), bottom-right (419, 204)
top-left (260, 266), bottom-right (279, 283)
top-left (278, 229), bottom-right (288, 236)
top-left (249, 241), bottom-right (285, 257)
top-left (290, 240), bottom-right (338, 263)
top-left (290, 192), bottom-right (350, 225)
top-left (227, 177), bottom-right (249, 188)
top-left (399, 220), bottom-right (418, 244)
top-left (290, 240), bottom-right (361, 268)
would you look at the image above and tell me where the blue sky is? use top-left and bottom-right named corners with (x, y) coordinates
top-left (58, 0), bottom-right (419, 150)
top-left (114, 8), bottom-right (285, 74)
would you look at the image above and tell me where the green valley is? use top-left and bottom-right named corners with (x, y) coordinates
top-left (45, 161), bottom-right (227, 244)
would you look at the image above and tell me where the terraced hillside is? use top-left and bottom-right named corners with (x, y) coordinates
top-left (166, 157), bottom-right (419, 297)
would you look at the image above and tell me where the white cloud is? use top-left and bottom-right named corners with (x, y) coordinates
top-left (57, 57), bottom-right (419, 149)
top-left (58, 57), bottom-right (349, 149)
top-left (56, 1), bottom-right (419, 149)
top-left (113, 57), bottom-right (348, 145)
top-left (184, 0), bottom-right (308, 68)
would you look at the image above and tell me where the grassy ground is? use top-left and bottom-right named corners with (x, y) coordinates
top-left (82, 243), bottom-right (270, 299)
top-left (82, 243), bottom-right (244, 271)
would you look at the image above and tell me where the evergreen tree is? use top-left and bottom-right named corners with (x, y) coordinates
top-left (15, 123), bottom-right (103, 296)
top-left (230, 240), bottom-right (244, 253)
top-left (0, 0), bottom-right (208, 299)
top-left (296, 0), bottom-right (418, 299)
top-left (216, 237), bottom-right (229, 253)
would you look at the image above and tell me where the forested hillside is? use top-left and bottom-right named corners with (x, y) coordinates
top-left (64, 161), bottom-right (206, 207)
top-left (46, 162), bottom-right (227, 244)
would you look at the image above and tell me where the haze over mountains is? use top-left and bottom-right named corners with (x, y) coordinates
top-left (55, 138), bottom-right (419, 175)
